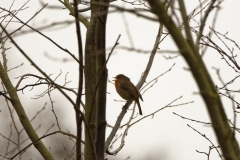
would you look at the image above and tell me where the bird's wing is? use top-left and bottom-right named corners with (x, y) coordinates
top-left (119, 81), bottom-right (140, 99)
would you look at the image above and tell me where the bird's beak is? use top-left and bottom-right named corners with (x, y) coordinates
top-left (112, 77), bottom-right (116, 81)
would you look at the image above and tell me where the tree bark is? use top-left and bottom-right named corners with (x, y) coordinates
top-left (84, 1), bottom-right (98, 159)
top-left (95, 0), bottom-right (109, 159)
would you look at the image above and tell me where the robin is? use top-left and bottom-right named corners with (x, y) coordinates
top-left (113, 74), bottom-right (143, 115)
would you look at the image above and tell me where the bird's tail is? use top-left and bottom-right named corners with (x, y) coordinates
top-left (135, 100), bottom-right (143, 115)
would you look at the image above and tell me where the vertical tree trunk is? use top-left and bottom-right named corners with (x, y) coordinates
top-left (95, 0), bottom-right (109, 160)
top-left (84, 0), bottom-right (109, 159)
top-left (84, 1), bottom-right (98, 159)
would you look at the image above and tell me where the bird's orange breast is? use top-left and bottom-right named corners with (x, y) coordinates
top-left (114, 78), bottom-right (120, 92)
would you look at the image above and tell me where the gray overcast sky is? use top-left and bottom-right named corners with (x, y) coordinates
top-left (1, 0), bottom-right (240, 159)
